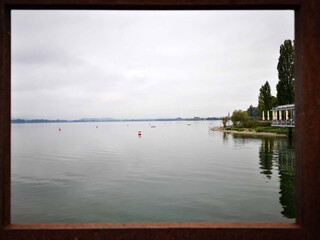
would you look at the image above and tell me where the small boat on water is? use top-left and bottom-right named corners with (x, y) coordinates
top-left (151, 126), bottom-right (156, 128)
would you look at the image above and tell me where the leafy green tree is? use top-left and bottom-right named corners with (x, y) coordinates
top-left (276, 40), bottom-right (295, 105)
top-left (247, 105), bottom-right (260, 119)
top-left (258, 81), bottom-right (272, 113)
top-left (231, 110), bottom-right (248, 126)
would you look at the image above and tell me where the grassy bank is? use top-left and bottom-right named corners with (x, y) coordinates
top-left (221, 120), bottom-right (288, 135)
top-left (255, 126), bottom-right (288, 134)
top-left (225, 126), bottom-right (287, 134)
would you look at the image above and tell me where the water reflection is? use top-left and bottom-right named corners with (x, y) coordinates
top-left (259, 138), bottom-right (275, 179)
top-left (223, 132), bottom-right (229, 143)
top-left (232, 134), bottom-right (295, 219)
top-left (276, 138), bottom-right (295, 218)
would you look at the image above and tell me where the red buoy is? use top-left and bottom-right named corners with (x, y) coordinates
top-left (138, 131), bottom-right (142, 136)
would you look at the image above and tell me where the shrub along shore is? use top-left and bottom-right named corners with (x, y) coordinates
top-left (212, 120), bottom-right (288, 137)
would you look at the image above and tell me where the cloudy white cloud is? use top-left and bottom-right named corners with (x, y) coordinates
top-left (11, 10), bottom-right (294, 120)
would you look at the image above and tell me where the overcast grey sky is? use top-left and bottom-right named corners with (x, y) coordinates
top-left (12, 10), bottom-right (294, 120)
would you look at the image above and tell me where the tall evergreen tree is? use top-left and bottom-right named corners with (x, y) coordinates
top-left (276, 40), bottom-right (295, 105)
top-left (271, 96), bottom-right (278, 108)
top-left (258, 81), bottom-right (272, 113)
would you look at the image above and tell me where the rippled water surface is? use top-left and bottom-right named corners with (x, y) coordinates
top-left (11, 121), bottom-right (295, 223)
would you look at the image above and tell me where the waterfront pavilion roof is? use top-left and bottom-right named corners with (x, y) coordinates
top-left (271, 104), bottom-right (295, 111)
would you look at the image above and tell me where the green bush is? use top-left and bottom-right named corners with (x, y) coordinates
top-left (231, 127), bottom-right (245, 132)
top-left (255, 126), bottom-right (287, 134)
top-left (242, 120), bottom-right (257, 128)
top-left (255, 121), bottom-right (272, 127)
top-left (240, 120), bottom-right (271, 128)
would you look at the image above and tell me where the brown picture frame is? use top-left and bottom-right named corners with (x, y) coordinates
top-left (1, 0), bottom-right (319, 239)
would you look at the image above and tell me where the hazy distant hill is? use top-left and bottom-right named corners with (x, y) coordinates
top-left (11, 119), bottom-right (69, 123)
top-left (11, 117), bottom-right (220, 123)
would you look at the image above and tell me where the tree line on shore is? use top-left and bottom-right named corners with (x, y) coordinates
top-left (224, 39), bottom-right (295, 128)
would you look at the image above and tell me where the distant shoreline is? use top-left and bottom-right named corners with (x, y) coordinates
top-left (11, 118), bottom-right (220, 124)
top-left (211, 126), bottom-right (287, 137)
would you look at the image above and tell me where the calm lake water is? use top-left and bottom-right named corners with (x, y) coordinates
top-left (11, 121), bottom-right (295, 223)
